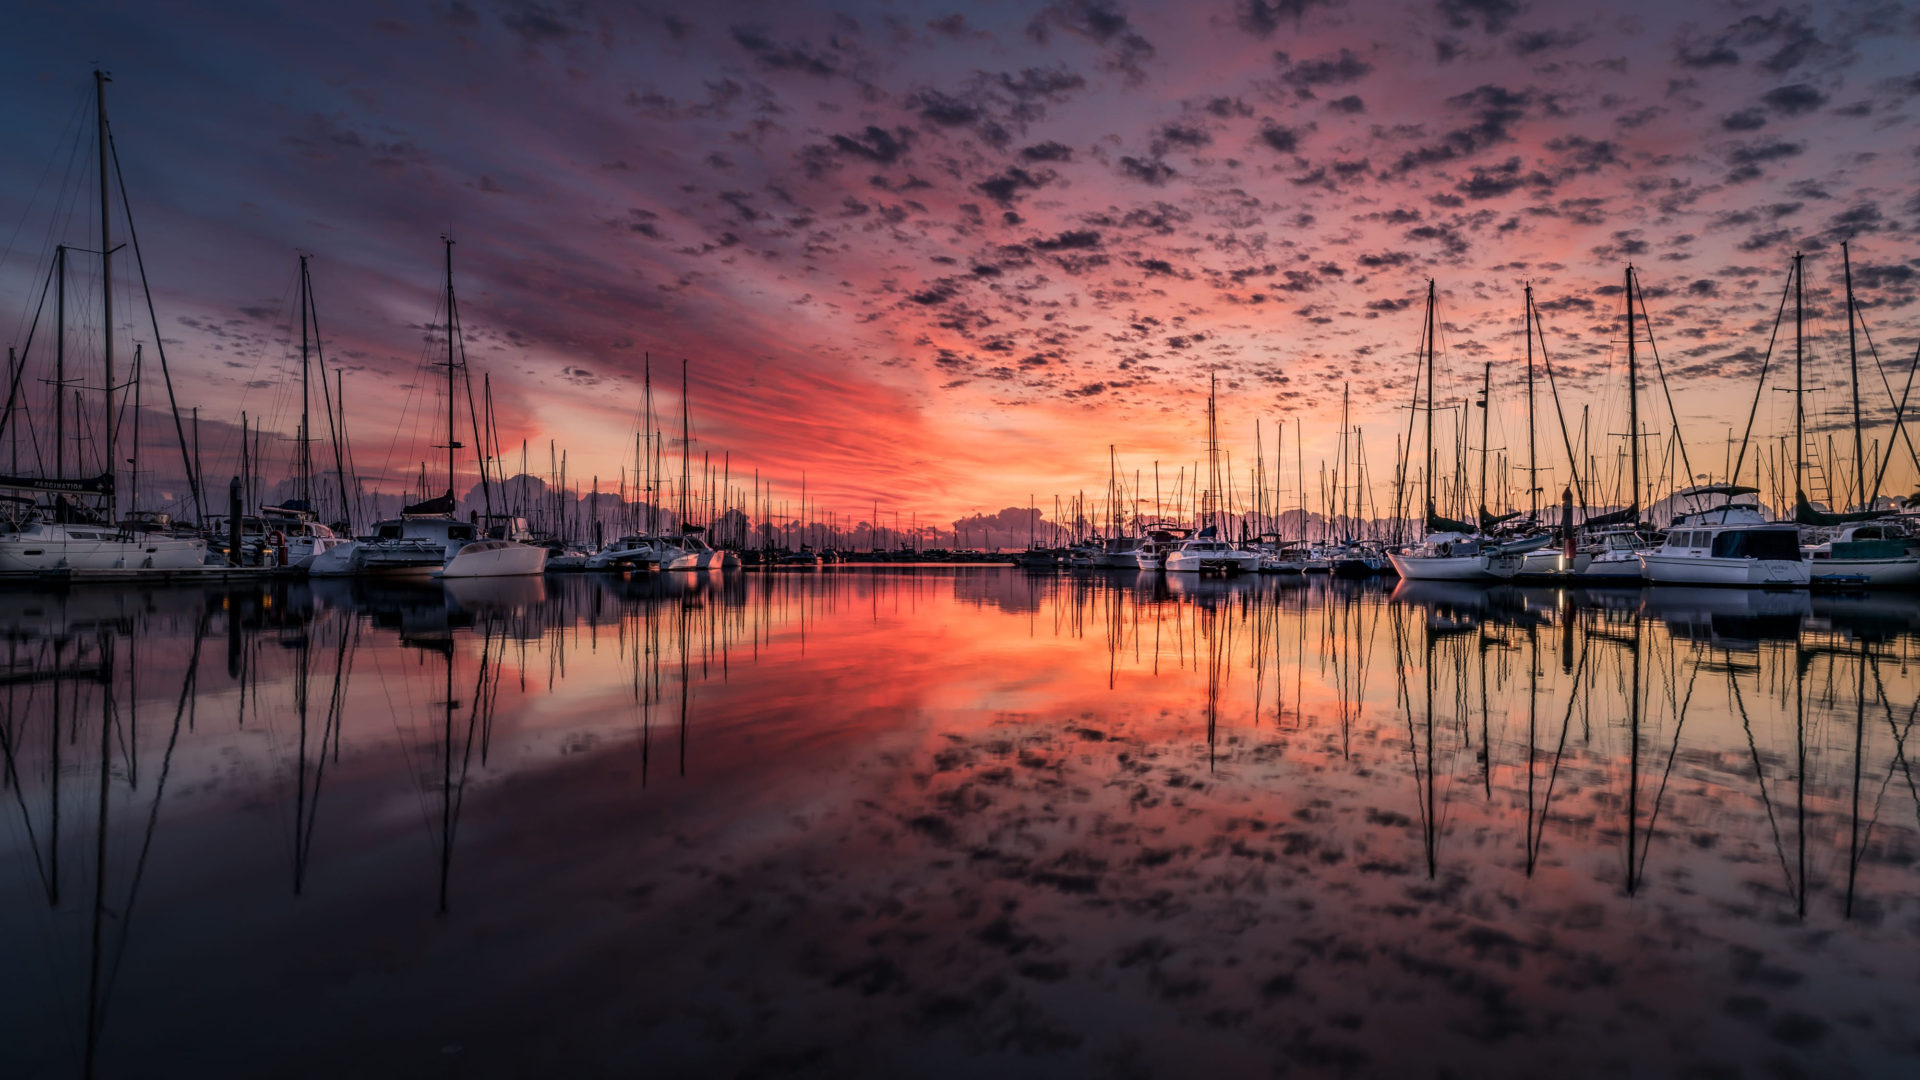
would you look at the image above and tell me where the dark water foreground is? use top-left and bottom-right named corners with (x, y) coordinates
top-left (2, 570), bottom-right (1917, 1078)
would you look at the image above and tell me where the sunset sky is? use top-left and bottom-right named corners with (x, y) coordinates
top-left (3, 0), bottom-right (1919, 527)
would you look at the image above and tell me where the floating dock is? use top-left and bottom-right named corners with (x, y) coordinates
top-left (0, 566), bottom-right (298, 585)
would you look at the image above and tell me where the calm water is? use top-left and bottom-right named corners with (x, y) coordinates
top-left (2, 570), bottom-right (1918, 1078)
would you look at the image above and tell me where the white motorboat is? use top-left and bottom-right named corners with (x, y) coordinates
top-left (1804, 522), bottom-right (1920, 587)
top-left (1132, 536), bottom-right (1173, 572)
top-left (260, 503), bottom-right (348, 569)
top-left (1302, 544), bottom-right (1333, 573)
top-left (1638, 502), bottom-right (1807, 587)
top-left (1258, 543), bottom-right (1309, 573)
top-left (1095, 534), bottom-right (1148, 569)
top-left (1563, 527), bottom-right (1654, 579)
top-left (1163, 529), bottom-right (1260, 574)
top-left (661, 532), bottom-right (728, 571)
top-left (585, 534), bottom-right (662, 571)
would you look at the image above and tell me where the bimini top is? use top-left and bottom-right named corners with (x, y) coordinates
top-left (1673, 483), bottom-right (1759, 499)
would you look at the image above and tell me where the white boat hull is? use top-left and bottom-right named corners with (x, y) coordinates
top-left (1163, 551), bottom-right (1260, 574)
top-left (284, 535), bottom-right (350, 570)
top-left (1807, 556), bottom-right (1920, 587)
top-left (0, 526), bottom-right (207, 572)
top-left (306, 541), bottom-right (361, 577)
top-left (1638, 553), bottom-right (1809, 587)
top-left (585, 546), bottom-right (659, 570)
top-left (664, 549), bottom-right (724, 571)
top-left (1579, 553), bottom-right (1644, 579)
top-left (438, 541), bottom-right (548, 578)
top-left (1386, 552), bottom-right (1519, 581)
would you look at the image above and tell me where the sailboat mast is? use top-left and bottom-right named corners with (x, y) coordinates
top-left (1793, 251), bottom-right (1804, 499)
top-left (644, 355), bottom-right (654, 534)
top-left (1845, 243), bottom-right (1865, 509)
top-left (444, 236), bottom-right (457, 498)
top-left (1423, 280), bottom-right (1435, 522)
top-left (96, 70), bottom-right (116, 517)
top-left (680, 359), bottom-right (689, 528)
top-left (1339, 383), bottom-right (1350, 537)
top-left (1525, 284), bottom-right (1537, 518)
top-left (299, 254), bottom-right (312, 506)
top-left (55, 245), bottom-right (66, 479)
top-left (1207, 374), bottom-right (1220, 532)
top-left (1625, 265), bottom-right (1640, 519)
top-left (1478, 361), bottom-right (1491, 514)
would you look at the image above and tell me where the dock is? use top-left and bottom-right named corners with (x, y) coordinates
top-left (0, 566), bottom-right (298, 586)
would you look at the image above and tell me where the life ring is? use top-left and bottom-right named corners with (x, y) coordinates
top-left (270, 529), bottom-right (288, 567)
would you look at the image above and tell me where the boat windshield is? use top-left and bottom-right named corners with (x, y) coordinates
top-left (1710, 529), bottom-right (1802, 560)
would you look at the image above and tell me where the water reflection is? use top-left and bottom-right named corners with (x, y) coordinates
top-left (3, 571), bottom-right (1918, 1075)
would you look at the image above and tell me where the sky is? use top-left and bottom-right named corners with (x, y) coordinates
top-left (3, 0), bottom-right (1920, 530)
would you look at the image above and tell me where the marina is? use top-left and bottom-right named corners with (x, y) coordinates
top-left (7, 2), bottom-right (1920, 1076)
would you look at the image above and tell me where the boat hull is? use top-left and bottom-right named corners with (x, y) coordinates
top-left (438, 541), bottom-right (548, 578)
top-left (1164, 552), bottom-right (1260, 574)
top-left (0, 528), bottom-right (207, 572)
top-left (663, 549), bottom-right (726, 571)
top-left (1638, 553), bottom-right (1809, 587)
top-left (1807, 556), bottom-right (1920, 587)
top-left (1386, 552), bottom-right (1518, 581)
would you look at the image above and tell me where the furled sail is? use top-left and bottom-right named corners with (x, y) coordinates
top-left (0, 470), bottom-right (114, 496)
top-left (1477, 505), bottom-right (1521, 529)
top-left (1581, 504), bottom-right (1638, 528)
top-left (1794, 490), bottom-right (1887, 526)
top-left (401, 490), bottom-right (456, 516)
top-left (1424, 502), bottom-right (1475, 535)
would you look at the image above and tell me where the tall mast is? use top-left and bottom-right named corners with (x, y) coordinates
top-left (1625, 265), bottom-right (1640, 520)
top-left (443, 235), bottom-right (457, 498)
top-left (96, 70), bottom-right (116, 516)
top-left (1478, 361), bottom-right (1491, 513)
top-left (299, 254), bottom-right (312, 506)
top-left (1338, 382), bottom-right (1349, 537)
top-left (1844, 243), bottom-right (1865, 509)
top-left (1206, 374), bottom-right (1218, 530)
top-left (680, 358), bottom-right (689, 528)
top-left (644, 355), bottom-right (654, 534)
top-left (1793, 251), bottom-right (1804, 500)
top-left (1423, 280), bottom-right (1436, 522)
top-left (55, 245), bottom-right (66, 479)
top-left (1525, 284), bottom-right (1537, 518)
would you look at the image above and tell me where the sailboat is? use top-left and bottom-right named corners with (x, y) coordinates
top-left (1641, 257), bottom-right (1808, 587)
top-left (661, 361), bottom-right (731, 571)
top-left (1387, 282), bottom-right (1526, 582)
top-left (1164, 375), bottom-right (1259, 574)
top-left (1795, 242), bottom-right (1920, 587)
top-left (587, 359), bottom-right (668, 571)
top-left (0, 72), bottom-right (208, 572)
top-left (1562, 268), bottom-right (1664, 578)
top-left (312, 238), bottom-right (544, 578)
top-left (256, 254), bottom-right (351, 569)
